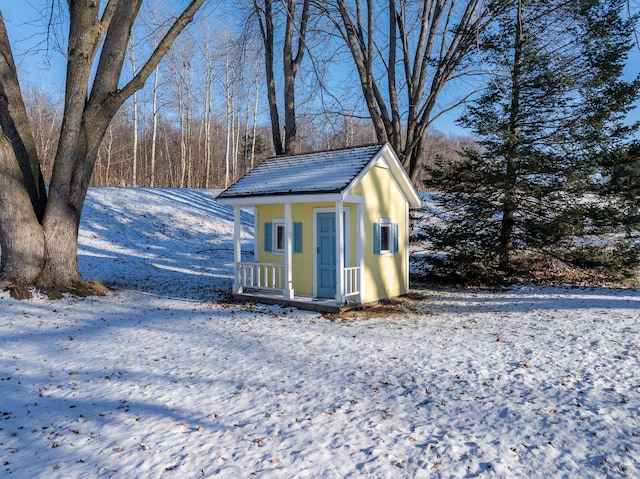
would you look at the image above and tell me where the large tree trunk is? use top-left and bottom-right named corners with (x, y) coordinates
top-left (34, 0), bottom-right (109, 290)
top-left (282, 0), bottom-right (310, 154)
top-left (0, 135), bottom-right (45, 286)
top-left (0, 12), bottom-right (47, 287)
top-left (255, 0), bottom-right (310, 155)
top-left (255, 0), bottom-right (284, 155)
top-left (39, 121), bottom-right (106, 289)
top-left (0, 1), bottom-right (204, 297)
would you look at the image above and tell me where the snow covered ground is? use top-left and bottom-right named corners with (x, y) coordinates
top-left (1, 188), bottom-right (639, 478)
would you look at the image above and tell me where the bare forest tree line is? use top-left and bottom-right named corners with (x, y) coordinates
top-left (24, 71), bottom-right (469, 190)
top-left (25, 82), bottom-right (469, 190)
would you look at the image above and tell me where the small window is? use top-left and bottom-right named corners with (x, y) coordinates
top-left (374, 219), bottom-right (398, 255)
top-left (264, 220), bottom-right (302, 254)
top-left (274, 222), bottom-right (285, 253)
top-left (380, 223), bottom-right (392, 254)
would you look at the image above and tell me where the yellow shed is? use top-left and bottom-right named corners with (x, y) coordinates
top-left (216, 143), bottom-right (421, 312)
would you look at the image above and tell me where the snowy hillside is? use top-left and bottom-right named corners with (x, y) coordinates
top-left (0, 188), bottom-right (638, 478)
top-left (77, 188), bottom-right (254, 300)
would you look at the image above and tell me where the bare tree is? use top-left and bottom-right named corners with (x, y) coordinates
top-left (253, 0), bottom-right (311, 155)
top-left (319, 0), bottom-right (503, 181)
top-left (0, 1), bottom-right (205, 297)
top-left (250, 63), bottom-right (261, 169)
top-left (149, 64), bottom-right (160, 187)
top-left (140, 2), bottom-right (166, 189)
top-left (23, 85), bottom-right (62, 185)
top-left (93, 110), bottom-right (132, 186)
top-left (224, 36), bottom-right (235, 186)
top-left (164, 34), bottom-right (197, 188)
top-left (198, 24), bottom-right (216, 188)
top-left (629, 0), bottom-right (640, 49)
top-left (129, 33), bottom-right (139, 186)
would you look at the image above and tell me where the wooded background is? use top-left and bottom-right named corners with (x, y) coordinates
top-left (6, 0), bottom-right (519, 190)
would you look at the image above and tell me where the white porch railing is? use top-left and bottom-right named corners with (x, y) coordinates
top-left (343, 266), bottom-right (361, 299)
top-left (236, 262), bottom-right (362, 304)
top-left (236, 262), bottom-right (284, 292)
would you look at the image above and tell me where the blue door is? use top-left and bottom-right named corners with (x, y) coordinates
top-left (317, 213), bottom-right (336, 298)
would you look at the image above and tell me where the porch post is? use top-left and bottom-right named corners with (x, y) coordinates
top-left (283, 202), bottom-right (294, 300)
top-left (336, 200), bottom-right (345, 304)
top-left (405, 200), bottom-right (410, 294)
top-left (356, 202), bottom-right (364, 304)
top-left (232, 204), bottom-right (243, 294)
top-left (252, 206), bottom-right (258, 261)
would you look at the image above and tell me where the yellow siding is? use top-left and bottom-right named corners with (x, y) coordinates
top-left (291, 203), bottom-right (315, 295)
top-left (255, 165), bottom-right (408, 304)
top-left (256, 202), bottom-right (358, 296)
top-left (256, 203), bottom-right (284, 265)
top-left (353, 165), bottom-right (409, 303)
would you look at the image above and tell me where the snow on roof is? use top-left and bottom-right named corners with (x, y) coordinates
top-left (217, 144), bottom-right (385, 199)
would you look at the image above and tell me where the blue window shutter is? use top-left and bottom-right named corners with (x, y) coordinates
top-left (294, 222), bottom-right (302, 253)
top-left (393, 223), bottom-right (399, 253)
top-left (373, 223), bottom-right (381, 255)
top-left (264, 222), bottom-right (272, 252)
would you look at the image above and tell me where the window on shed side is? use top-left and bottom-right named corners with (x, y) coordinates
top-left (374, 218), bottom-right (398, 255)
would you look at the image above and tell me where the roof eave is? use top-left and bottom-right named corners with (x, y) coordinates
top-left (216, 191), bottom-right (347, 205)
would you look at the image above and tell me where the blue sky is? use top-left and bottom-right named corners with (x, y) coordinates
top-left (1, 2), bottom-right (68, 91)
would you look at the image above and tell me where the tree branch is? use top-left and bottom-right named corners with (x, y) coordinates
top-left (115, 0), bottom-right (205, 111)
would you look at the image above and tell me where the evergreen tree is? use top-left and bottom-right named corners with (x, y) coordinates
top-left (423, 0), bottom-right (640, 283)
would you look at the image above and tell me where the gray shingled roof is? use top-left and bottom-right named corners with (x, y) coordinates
top-left (217, 144), bottom-right (385, 199)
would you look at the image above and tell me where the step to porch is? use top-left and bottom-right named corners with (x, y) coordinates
top-left (233, 291), bottom-right (361, 313)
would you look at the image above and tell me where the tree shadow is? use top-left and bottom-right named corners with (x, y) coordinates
top-left (414, 285), bottom-right (640, 313)
top-left (0, 297), bottom-right (335, 477)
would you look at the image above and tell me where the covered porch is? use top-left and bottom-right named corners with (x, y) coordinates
top-left (229, 197), bottom-right (365, 310)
